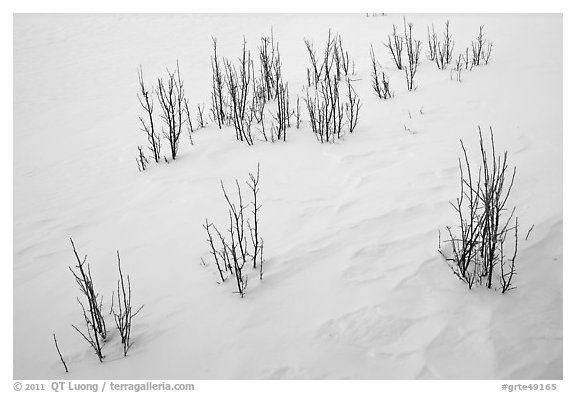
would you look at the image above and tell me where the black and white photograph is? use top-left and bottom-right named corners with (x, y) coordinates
top-left (8, 2), bottom-right (570, 389)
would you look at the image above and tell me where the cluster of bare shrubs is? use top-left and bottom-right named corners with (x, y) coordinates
top-left (255, 31), bottom-right (292, 143)
top-left (305, 76), bottom-right (360, 143)
top-left (379, 19), bottom-right (494, 87)
top-left (203, 164), bottom-right (264, 297)
top-left (439, 128), bottom-right (520, 293)
top-left (423, 21), bottom-right (494, 82)
top-left (303, 30), bottom-right (361, 143)
top-left (135, 29), bottom-right (370, 161)
top-left (137, 33), bottom-right (298, 168)
top-left (135, 21), bottom-right (496, 165)
top-left (382, 18), bottom-right (421, 91)
top-left (450, 25), bottom-right (493, 82)
top-left (209, 32), bottom-right (294, 145)
top-left (427, 21), bottom-right (454, 70)
top-left (427, 20), bottom-right (461, 81)
top-left (55, 239), bottom-right (144, 371)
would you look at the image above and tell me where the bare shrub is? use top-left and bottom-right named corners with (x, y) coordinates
top-left (305, 76), bottom-right (343, 143)
top-left (111, 251), bottom-right (144, 356)
top-left (439, 127), bottom-right (520, 293)
top-left (434, 20), bottom-right (454, 70)
top-left (404, 19), bottom-right (422, 91)
top-left (69, 238), bottom-right (106, 362)
top-left (302, 32), bottom-right (360, 142)
top-left (246, 164), bottom-right (263, 270)
top-left (384, 24), bottom-right (403, 70)
top-left (210, 37), bottom-right (227, 129)
top-left (369, 45), bottom-right (393, 99)
top-left (369, 45), bottom-right (383, 98)
top-left (204, 165), bottom-right (264, 297)
top-left (426, 24), bottom-right (438, 62)
top-left (270, 79), bottom-right (290, 142)
top-left (137, 66), bottom-right (161, 163)
top-left (157, 61), bottom-right (186, 160)
top-left (471, 25), bottom-right (493, 66)
top-left (252, 30), bottom-right (295, 143)
top-left (224, 39), bottom-right (255, 146)
top-left (451, 54), bottom-right (463, 82)
top-left (344, 78), bottom-right (361, 133)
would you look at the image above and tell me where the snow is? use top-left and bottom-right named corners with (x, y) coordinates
top-left (13, 13), bottom-right (562, 380)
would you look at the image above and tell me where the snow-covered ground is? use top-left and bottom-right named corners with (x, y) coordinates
top-left (13, 13), bottom-right (562, 380)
